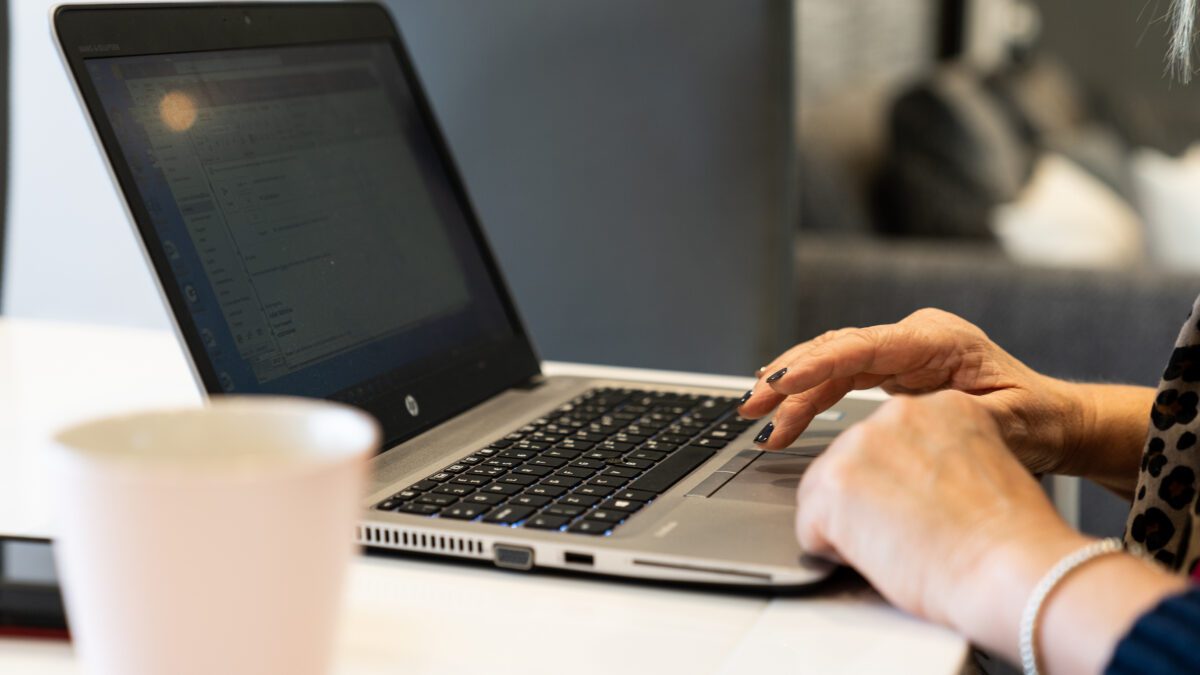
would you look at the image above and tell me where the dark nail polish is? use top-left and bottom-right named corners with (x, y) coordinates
top-left (754, 422), bottom-right (775, 444)
top-left (739, 390), bottom-right (753, 405)
top-left (766, 368), bottom-right (788, 384)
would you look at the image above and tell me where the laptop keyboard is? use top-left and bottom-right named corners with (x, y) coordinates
top-left (373, 387), bottom-right (758, 536)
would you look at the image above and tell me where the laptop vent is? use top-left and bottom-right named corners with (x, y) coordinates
top-left (357, 525), bottom-right (485, 556)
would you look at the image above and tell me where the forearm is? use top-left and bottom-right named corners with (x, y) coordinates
top-left (951, 530), bottom-right (1187, 674)
top-left (1058, 382), bottom-right (1154, 500)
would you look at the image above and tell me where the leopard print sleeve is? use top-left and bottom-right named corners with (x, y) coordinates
top-left (1125, 293), bottom-right (1200, 577)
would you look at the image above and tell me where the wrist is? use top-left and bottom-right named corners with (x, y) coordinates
top-left (944, 520), bottom-right (1091, 659)
top-left (1046, 377), bottom-right (1094, 477)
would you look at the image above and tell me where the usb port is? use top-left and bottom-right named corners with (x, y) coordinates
top-left (564, 551), bottom-right (594, 566)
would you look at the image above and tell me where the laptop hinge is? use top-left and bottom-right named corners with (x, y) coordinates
top-left (513, 374), bottom-right (548, 391)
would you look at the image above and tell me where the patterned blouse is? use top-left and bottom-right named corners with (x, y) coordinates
top-left (1125, 295), bottom-right (1200, 578)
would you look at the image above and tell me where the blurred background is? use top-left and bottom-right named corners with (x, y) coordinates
top-left (5, 0), bottom-right (1200, 536)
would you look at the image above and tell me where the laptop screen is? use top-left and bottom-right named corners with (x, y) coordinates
top-left (82, 41), bottom-right (517, 399)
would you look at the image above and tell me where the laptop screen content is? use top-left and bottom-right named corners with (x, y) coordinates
top-left (83, 41), bottom-right (516, 398)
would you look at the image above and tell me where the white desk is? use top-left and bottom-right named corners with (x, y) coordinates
top-left (0, 318), bottom-right (969, 674)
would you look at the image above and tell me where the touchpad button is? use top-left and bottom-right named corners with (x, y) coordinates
top-left (708, 451), bottom-right (821, 505)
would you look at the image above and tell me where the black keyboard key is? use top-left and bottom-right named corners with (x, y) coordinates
top-left (416, 493), bottom-right (456, 507)
top-left (544, 448), bottom-right (581, 460)
top-left (629, 450), bottom-right (667, 463)
top-left (588, 475), bottom-right (628, 487)
top-left (567, 520), bottom-right (611, 536)
top-left (586, 509), bottom-right (626, 524)
top-left (453, 475), bottom-right (492, 487)
top-left (464, 493), bottom-right (505, 506)
top-left (470, 466), bottom-right (505, 477)
top-left (482, 483), bottom-right (522, 496)
top-left (497, 474), bottom-right (538, 486)
top-left (557, 465), bottom-right (597, 478)
top-left (583, 450), bottom-right (621, 460)
top-left (392, 489), bottom-right (420, 501)
top-left (511, 495), bottom-right (551, 508)
top-left (641, 440), bottom-right (678, 453)
top-left (576, 485), bottom-right (615, 498)
top-left (614, 489), bottom-right (656, 502)
top-left (514, 465), bottom-right (553, 477)
top-left (375, 499), bottom-right (401, 511)
top-left (427, 472), bottom-right (454, 482)
top-left (572, 458), bottom-right (607, 469)
top-left (692, 438), bottom-right (728, 449)
top-left (529, 457), bottom-right (567, 469)
top-left (656, 434), bottom-right (693, 445)
top-left (627, 447), bottom-right (716, 494)
top-left (483, 505), bottom-right (535, 525)
top-left (612, 458), bottom-right (655, 470)
top-left (458, 454), bottom-right (485, 465)
top-left (476, 447), bottom-right (500, 456)
top-left (602, 467), bottom-right (640, 479)
top-left (500, 449), bottom-right (537, 460)
top-left (524, 514), bottom-right (569, 530)
top-left (488, 439), bottom-right (513, 449)
top-left (485, 458), bottom-right (521, 469)
top-left (542, 475), bottom-right (582, 489)
top-left (572, 432), bottom-right (607, 443)
top-left (555, 439), bottom-right (593, 451)
top-left (545, 504), bottom-right (587, 518)
top-left (433, 483), bottom-right (476, 497)
top-left (525, 485), bottom-right (567, 498)
top-left (561, 494), bottom-right (601, 508)
top-left (514, 441), bottom-right (550, 451)
top-left (598, 441), bottom-right (634, 453)
top-left (603, 498), bottom-right (646, 513)
top-left (441, 463), bottom-right (469, 474)
top-left (441, 503), bottom-right (486, 520)
top-left (409, 480), bottom-right (438, 492)
top-left (397, 502), bottom-right (440, 515)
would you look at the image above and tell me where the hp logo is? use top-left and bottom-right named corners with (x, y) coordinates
top-left (404, 395), bottom-right (420, 417)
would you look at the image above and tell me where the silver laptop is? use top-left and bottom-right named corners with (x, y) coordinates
top-left (53, 2), bottom-right (876, 588)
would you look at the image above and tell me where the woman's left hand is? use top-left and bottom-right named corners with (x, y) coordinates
top-left (795, 390), bottom-right (1083, 632)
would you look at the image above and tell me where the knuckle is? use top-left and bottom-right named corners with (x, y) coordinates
top-left (906, 307), bottom-right (948, 323)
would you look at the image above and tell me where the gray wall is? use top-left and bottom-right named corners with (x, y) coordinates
top-left (387, 1), bottom-right (796, 375)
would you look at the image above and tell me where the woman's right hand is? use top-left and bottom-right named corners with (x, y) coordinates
top-left (739, 308), bottom-right (1086, 476)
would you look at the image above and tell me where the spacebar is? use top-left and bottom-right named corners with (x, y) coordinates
top-left (628, 446), bottom-right (717, 494)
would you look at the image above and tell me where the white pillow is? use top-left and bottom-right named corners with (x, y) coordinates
top-left (1132, 145), bottom-right (1200, 273)
top-left (992, 153), bottom-right (1143, 269)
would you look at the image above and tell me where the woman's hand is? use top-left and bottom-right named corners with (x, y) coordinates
top-left (798, 391), bottom-right (1186, 672)
top-left (739, 308), bottom-right (1085, 476)
top-left (795, 391), bottom-right (1076, 628)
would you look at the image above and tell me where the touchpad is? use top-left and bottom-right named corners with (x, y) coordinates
top-left (709, 450), bottom-right (822, 505)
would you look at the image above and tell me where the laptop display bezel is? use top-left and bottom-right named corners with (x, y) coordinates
top-left (53, 2), bottom-right (543, 449)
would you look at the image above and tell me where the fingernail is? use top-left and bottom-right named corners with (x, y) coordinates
top-left (754, 422), bottom-right (775, 444)
top-left (739, 390), bottom-right (753, 405)
top-left (766, 368), bottom-right (788, 384)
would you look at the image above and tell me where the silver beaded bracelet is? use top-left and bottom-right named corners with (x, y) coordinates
top-left (1018, 537), bottom-right (1125, 675)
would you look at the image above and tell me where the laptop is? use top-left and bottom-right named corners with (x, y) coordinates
top-left (53, 2), bottom-right (877, 588)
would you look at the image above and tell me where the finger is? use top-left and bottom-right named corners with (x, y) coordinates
top-left (795, 455), bottom-right (841, 562)
top-left (756, 330), bottom-right (854, 382)
top-left (767, 324), bottom-right (949, 397)
top-left (739, 331), bottom-right (855, 418)
top-left (757, 378), bottom-right (854, 450)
